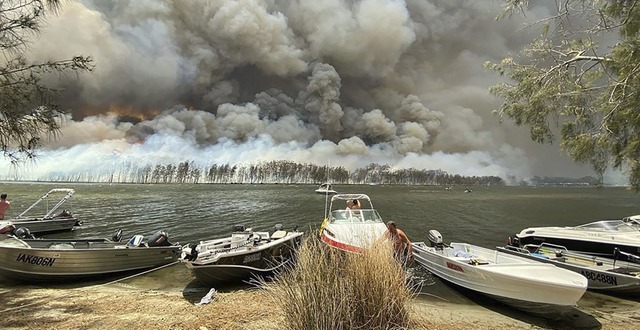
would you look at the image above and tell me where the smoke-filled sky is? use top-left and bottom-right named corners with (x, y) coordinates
top-left (0, 0), bottom-right (628, 184)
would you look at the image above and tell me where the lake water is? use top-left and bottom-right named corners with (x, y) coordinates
top-left (2, 182), bottom-right (639, 326)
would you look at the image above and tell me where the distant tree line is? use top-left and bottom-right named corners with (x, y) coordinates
top-left (529, 176), bottom-right (599, 186)
top-left (26, 160), bottom-right (505, 186)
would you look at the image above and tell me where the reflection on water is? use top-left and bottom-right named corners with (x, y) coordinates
top-left (1, 182), bottom-right (640, 324)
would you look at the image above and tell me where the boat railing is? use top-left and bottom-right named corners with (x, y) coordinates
top-left (329, 209), bottom-right (383, 223)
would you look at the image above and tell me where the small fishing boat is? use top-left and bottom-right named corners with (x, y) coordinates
top-left (0, 229), bottom-right (181, 282)
top-left (180, 224), bottom-right (304, 286)
top-left (0, 188), bottom-right (82, 235)
top-left (497, 243), bottom-right (640, 295)
top-left (315, 183), bottom-right (337, 195)
top-left (412, 230), bottom-right (587, 318)
top-left (319, 193), bottom-right (388, 253)
top-left (510, 216), bottom-right (640, 260)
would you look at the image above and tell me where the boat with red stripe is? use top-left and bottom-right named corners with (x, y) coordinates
top-left (319, 193), bottom-right (387, 253)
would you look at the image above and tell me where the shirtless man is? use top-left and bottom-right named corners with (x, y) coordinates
top-left (383, 220), bottom-right (413, 263)
top-left (0, 193), bottom-right (11, 220)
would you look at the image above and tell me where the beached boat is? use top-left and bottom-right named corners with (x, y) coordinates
top-left (181, 224), bottom-right (304, 286)
top-left (497, 243), bottom-right (640, 295)
top-left (510, 217), bottom-right (640, 260)
top-left (0, 229), bottom-right (181, 282)
top-left (412, 230), bottom-right (587, 318)
top-left (315, 183), bottom-right (337, 195)
top-left (319, 193), bottom-right (387, 253)
top-left (0, 188), bottom-right (82, 235)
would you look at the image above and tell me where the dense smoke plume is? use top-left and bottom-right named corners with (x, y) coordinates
top-left (1, 0), bottom-right (618, 183)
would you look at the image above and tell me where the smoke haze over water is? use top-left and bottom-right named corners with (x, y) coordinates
top-left (1, 0), bottom-right (622, 184)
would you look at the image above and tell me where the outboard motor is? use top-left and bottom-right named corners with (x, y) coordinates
top-left (14, 227), bottom-right (35, 239)
top-left (233, 224), bottom-right (246, 232)
top-left (274, 224), bottom-right (283, 232)
top-left (112, 229), bottom-right (123, 242)
top-left (183, 244), bottom-right (199, 261)
top-left (148, 230), bottom-right (171, 247)
top-left (428, 229), bottom-right (445, 250)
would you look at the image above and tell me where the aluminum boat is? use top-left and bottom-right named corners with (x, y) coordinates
top-left (413, 230), bottom-right (587, 318)
top-left (181, 224), bottom-right (304, 286)
top-left (0, 229), bottom-right (180, 282)
top-left (498, 243), bottom-right (640, 296)
top-left (0, 188), bottom-right (82, 235)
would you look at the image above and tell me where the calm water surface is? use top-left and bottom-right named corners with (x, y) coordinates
top-left (2, 182), bottom-right (639, 325)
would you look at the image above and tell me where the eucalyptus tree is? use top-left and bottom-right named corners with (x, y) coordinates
top-left (0, 0), bottom-right (93, 163)
top-left (487, 0), bottom-right (640, 188)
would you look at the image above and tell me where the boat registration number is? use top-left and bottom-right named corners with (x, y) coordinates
top-left (16, 253), bottom-right (56, 267)
top-left (243, 253), bottom-right (261, 264)
top-left (580, 270), bottom-right (617, 286)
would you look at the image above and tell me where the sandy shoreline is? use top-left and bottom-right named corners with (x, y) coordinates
top-left (1, 279), bottom-right (638, 330)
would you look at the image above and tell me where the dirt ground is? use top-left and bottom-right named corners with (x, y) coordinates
top-left (0, 282), bottom-right (638, 330)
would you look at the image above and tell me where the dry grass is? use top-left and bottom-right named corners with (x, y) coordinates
top-left (260, 238), bottom-right (419, 330)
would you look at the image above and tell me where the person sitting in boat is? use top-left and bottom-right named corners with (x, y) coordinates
top-left (383, 220), bottom-right (413, 264)
top-left (345, 199), bottom-right (361, 210)
top-left (345, 199), bottom-right (362, 219)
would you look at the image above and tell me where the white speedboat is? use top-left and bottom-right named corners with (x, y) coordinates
top-left (181, 224), bottom-right (304, 286)
top-left (0, 229), bottom-right (180, 282)
top-left (0, 188), bottom-right (82, 235)
top-left (319, 193), bottom-right (387, 253)
top-left (510, 217), bottom-right (640, 261)
top-left (315, 183), bottom-right (337, 195)
top-left (413, 230), bottom-right (587, 318)
top-left (498, 243), bottom-right (640, 296)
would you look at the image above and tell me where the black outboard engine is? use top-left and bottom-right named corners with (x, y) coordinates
top-left (112, 229), bottom-right (123, 242)
top-left (148, 230), bottom-right (171, 247)
top-left (233, 224), bottom-right (246, 232)
top-left (14, 227), bottom-right (35, 239)
top-left (428, 229), bottom-right (445, 250)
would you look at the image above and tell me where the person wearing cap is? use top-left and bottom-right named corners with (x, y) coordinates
top-left (384, 220), bottom-right (413, 264)
top-left (0, 193), bottom-right (10, 220)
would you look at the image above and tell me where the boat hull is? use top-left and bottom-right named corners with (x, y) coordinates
top-left (0, 239), bottom-right (180, 282)
top-left (320, 223), bottom-right (387, 253)
top-left (184, 233), bottom-right (303, 286)
top-left (10, 217), bottom-right (80, 235)
top-left (412, 242), bottom-right (587, 318)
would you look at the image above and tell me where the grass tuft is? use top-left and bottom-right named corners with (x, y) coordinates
top-left (260, 238), bottom-right (418, 330)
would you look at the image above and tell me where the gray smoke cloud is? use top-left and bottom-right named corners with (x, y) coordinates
top-left (2, 0), bottom-right (623, 183)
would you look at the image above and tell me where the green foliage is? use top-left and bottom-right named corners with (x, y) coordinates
top-left (0, 0), bottom-right (93, 163)
top-left (489, 0), bottom-right (640, 190)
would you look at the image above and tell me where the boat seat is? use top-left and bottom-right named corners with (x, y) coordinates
top-left (469, 258), bottom-right (489, 266)
top-left (271, 230), bottom-right (287, 240)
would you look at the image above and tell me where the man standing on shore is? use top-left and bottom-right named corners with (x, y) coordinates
top-left (0, 193), bottom-right (11, 220)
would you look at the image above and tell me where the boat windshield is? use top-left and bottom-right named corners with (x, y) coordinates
top-left (575, 220), bottom-right (640, 232)
top-left (330, 209), bottom-right (383, 223)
